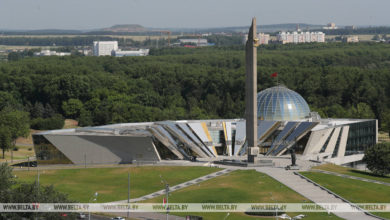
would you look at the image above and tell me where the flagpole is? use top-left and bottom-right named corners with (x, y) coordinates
top-left (271, 72), bottom-right (278, 86)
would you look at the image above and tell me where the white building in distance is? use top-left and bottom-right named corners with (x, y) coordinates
top-left (323, 22), bottom-right (338, 30)
top-left (343, 36), bottom-right (359, 43)
top-left (277, 32), bottom-right (325, 44)
top-left (243, 33), bottom-right (270, 45)
top-left (113, 49), bottom-right (150, 57)
top-left (33, 50), bottom-right (71, 56)
top-left (179, 39), bottom-right (208, 46)
top-left (93, 41), bottom-right (118, 56)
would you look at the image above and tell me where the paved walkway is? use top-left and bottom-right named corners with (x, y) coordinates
top-left (108, 168), bottom-right (234, 220)
top-left (256, 167), bottom-right (379, 220)
top-left (114, 168), bottom-right (234, 203)
top-left (312, 169), bottom-right (390, 186)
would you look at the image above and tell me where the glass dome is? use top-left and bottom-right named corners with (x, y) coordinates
top-left (257, 85), bottom-right (310, 121)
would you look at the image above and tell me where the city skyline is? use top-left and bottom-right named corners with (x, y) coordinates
top-left (0, 0), bottom-right (389, 30)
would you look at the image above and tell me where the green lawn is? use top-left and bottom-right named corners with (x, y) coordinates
top-left (144, 170), bottom-right (341, 220)
top-left (313, 163), bottom-right (390, 184)
top-left (13, 166), bottom-right (221, 202)
top-left (0, 145), bottom-right (35, 163)
top-left (301, 172), bottom-right (390, 219)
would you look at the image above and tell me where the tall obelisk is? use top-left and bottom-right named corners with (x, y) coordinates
top-left (245, 18), bottom-right (259, 163)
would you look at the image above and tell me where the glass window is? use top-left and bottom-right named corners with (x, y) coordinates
top-left (33, 135), bottom-right (73, 165)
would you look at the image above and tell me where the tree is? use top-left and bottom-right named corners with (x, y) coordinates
top-left (0, 92), bottom-right (20, 111)
top-left (0, 127), bottom-right (12, 159)
top-left (372, 34), bottom-right (380, 41)
top-left (0, 110), bottom-right (29, 139)
top-left (349, 102), bottom-right (375, 119)
top-left (7, 52), bottom-right (22, 61)
top-left (30, 102), bottom-right (45, 118)
top-left (0, 163), bottom-right (15, 202)
top-left (30, 114), bottom-right (64, 130)
top-left (363, 143), bottom-right (390, 176)
top-left (43, 103), bottom-right (56, 118)
top-left (381, 109), bottom-right (390, 136)
top-left (0, 109), bottom-right (30, 156)
top-left (78, 109), bottom-right (93, 127)
top-left (0, 164), bottom-right (75, 219)
top-left (62, 98), bottom-right (84, 119)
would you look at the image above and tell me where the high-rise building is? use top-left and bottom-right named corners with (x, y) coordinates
top-left (258, 33), bottom-right (270, 45)
top-left (243, 33), bottom-right (270, 45)
top-left (93, 41), bottom-right (118, 56)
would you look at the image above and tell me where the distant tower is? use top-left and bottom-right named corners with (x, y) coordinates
top-left (296, 24), bottom-right (301, 32)
top-left (245, 18), bottom-right (259, 163)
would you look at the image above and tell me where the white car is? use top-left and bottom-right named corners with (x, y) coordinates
top-left (292, 214), bottom-right (306, 219)
top-left (77, 213), bottom-right (87, 219)
top-left (111, 217), bottom-right (125, 220)
top-left (279, 213), bottom-right (291, 219)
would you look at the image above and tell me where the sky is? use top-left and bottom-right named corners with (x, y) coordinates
top-left (0, 0), bottom-right (389, 30)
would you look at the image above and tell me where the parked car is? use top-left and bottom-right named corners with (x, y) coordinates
top-left (279, 213), bottom-right (291, 219)
top-left (111, 217), bottom-right (125, 220)
top-left (78, 213), bottom-right (87, 219)
top-left (292, 214), bottom-right (306, 219)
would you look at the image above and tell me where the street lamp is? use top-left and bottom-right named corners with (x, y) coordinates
top-left (270, 192), bottom-right (278, 220)
top-left (160, 175), bottom-right (170, 220)
top-left (223, 212), bottom-right (230, 220)
top-left (127, 172), bottom-right (130, 219)
top-left (88, 192), bottom-right (98, 220)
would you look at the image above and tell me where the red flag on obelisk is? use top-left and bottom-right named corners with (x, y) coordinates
top-left (271, 72), bottom-right (278, 77)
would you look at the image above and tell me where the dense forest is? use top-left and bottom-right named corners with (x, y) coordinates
top-left (0, 42), bottom-right (390, 133)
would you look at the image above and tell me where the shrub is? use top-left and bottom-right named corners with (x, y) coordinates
top-left (363, 143), bottom-right (390, 176)
top-left (30, 114), bottom-right (65, 130)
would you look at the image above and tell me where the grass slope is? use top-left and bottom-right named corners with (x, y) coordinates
top-left (145, 170), bottom-right (341, 220)
top-left (301, 172), bottom-right (390, 219)
top-left (313, 163), bottom-right (390, 183)
top-left (13, 166), bottom-right (220, 202)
